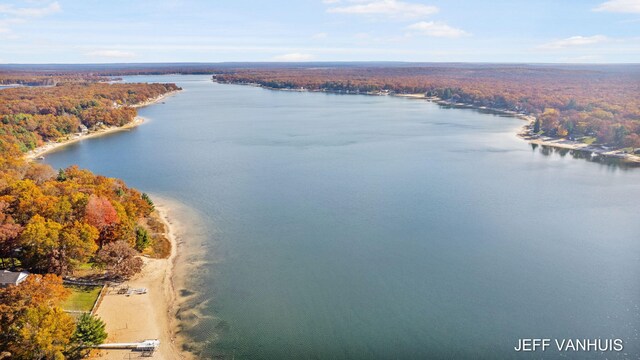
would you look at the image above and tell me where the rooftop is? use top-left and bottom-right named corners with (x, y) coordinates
top-left (0, 270), bottom-right (29, 287)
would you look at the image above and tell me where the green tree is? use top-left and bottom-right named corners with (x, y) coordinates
top-left (67, 313), bottom-right (108, 358)
top-left (73, 313), bottom-right (107, 345)
top-left (613, 125), bottom-right (629, 146)
top-left (141, 193), bottom-right (154, 209)
top-left (135, 226), bottom-right (151, 251)
top-left (56, 169), bottom-right (67, 182)
top-left (533, 118), bottom-right (541, 133)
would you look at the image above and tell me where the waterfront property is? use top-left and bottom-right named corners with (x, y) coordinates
top-left (61, 285), bottom-right (103, 315)
top-left (0, 270), bottom-right (29, 288)
top-left (43, 74), bottom-right (640, 359)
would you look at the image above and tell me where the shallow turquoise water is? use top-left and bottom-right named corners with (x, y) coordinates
top-left (44, 75), bottom-right (640, 359)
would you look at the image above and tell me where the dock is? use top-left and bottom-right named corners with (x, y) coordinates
top-left (94, 339), bottom-right (159, 356)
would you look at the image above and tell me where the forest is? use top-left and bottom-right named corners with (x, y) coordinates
top-left (0, 76), bottom-right (179, 359)
top-left (5, 63), bottom-right (638, 148)
top-left (212, 65), bottom-right (640, 149)
top-left (0, 81), bottom-right (179, 152)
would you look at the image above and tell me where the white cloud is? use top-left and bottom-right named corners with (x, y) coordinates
top-left (273, 53), bottom-right (315, 61)
top-left (593, 0), bottom-right (640, 13)
top-left (539, 35), bottom-right (608, 49)
top-left (327, 0), bottom-right (438, 19)
top-left (86, 50), bottom-right (136, 59)
top-left (312, 32), bottom-right (328, 39)
top-left (0, 2), bottom-right (60, 38)
top-left (0, 1), bottom-right (61, 17)
top-left (406, 21), bottom-right (469, 38)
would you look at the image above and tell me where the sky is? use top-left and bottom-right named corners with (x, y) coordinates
top-left (0, 0), bottom-right (639, 64)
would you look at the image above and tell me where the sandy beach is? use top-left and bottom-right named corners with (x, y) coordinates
top-left (25, 116), bottom-right (146, 161)
top-left (130, 90), bottom-right (180, 109)
top-left (91, 197), bottom-right (191, 360)
top-left (24, 90), bottom-right (179, 161)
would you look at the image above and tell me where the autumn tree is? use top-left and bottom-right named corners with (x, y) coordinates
top-left (56, 221), bottom-right (99, 275)
top-left (18, 215), bottom-right (62, 273)
top-left (540, 108), bottom-right (560, 136)
top-left (0, 202), bottom-right (22, 268)
top-left (24, 163), bottom-right (56, 185)
top-left (94, 241), bottom-right (143, 279)
top-left (0, 274), bottom-right (74, 360)
top-left (11, 305), bottom-right (75, 360)
top-left (85, 194), bottom-right (119, 247)
top-left (18, 215), bottom-right (99, 275)
top-left (0, 274), bottom-right (69, 309)
top-left (624, 133), bottom-right (640, 148)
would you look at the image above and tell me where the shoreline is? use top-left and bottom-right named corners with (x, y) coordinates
top-left (91, 197), bottom-right (192, 360)
top-left (131, 89), bottom-right (180, 108)
top-left (153, 197), bottom-right (194, 360)
top-left (25, 116), bottom-right (146, 161)
top-left (24, 90), bottom-right (180, 161)
top-left (397, 94), bottom-right (640, 164)
top-left (15, 85), bottom-right (195, 358)
top-left (218, 80), bottom-right (640, 165)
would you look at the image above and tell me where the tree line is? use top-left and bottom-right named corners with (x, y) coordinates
top-left (213, 65), bottom-right (640, 148)
top-left (0, 81), bottom-right (180, 152)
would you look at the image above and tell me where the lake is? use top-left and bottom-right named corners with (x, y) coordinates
top-left (43, 75), bottom-right (640, 359)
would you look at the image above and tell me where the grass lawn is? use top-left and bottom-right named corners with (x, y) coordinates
top-left (62, 285), bottom-right (102, 313)
top-left (76, 262), bottom-right (94, 270)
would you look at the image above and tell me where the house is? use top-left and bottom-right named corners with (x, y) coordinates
top-left (0, 270), bottom-right (29, 288)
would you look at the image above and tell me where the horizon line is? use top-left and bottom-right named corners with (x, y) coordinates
top-left (1, 61), bottom-right (639, 67)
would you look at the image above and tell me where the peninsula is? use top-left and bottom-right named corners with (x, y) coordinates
top-left (0, 74), bottom-right (185, 359)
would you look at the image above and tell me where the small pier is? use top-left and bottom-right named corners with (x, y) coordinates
top-left (94, 339), bottom-right (159, 357)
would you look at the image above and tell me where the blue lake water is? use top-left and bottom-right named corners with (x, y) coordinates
top-left (44, 75), bottom-right (640, 359)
